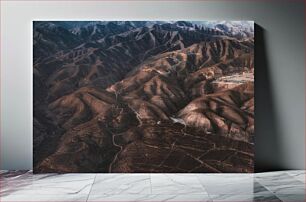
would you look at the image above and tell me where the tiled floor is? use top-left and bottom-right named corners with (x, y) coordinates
top-left (0, 170), bottom-right (305, 201)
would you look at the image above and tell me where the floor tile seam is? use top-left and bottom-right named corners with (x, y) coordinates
top-left (86, 174), bottom-right (97, 202)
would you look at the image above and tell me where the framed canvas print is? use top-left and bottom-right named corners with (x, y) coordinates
top-left (33, 21), bottom-right (254, 173)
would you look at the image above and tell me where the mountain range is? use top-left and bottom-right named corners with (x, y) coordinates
top-left (33, 21), bottom-right (254, 173)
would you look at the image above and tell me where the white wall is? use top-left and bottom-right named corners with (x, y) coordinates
top-left (1, 0), bottom-right (305, 170)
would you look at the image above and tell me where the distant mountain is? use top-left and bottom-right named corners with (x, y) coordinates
top-left (33, 21), bottom-right (253, 61)
top-left (192, 20), bottom-right (254, 38)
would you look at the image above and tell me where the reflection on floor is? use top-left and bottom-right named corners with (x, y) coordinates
top-left (0, 170), bottom-right (305, 201)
